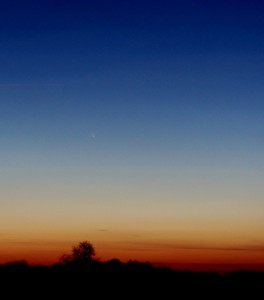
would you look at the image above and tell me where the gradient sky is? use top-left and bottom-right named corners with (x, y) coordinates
top-left (0, 0), bottom-right (264, 267)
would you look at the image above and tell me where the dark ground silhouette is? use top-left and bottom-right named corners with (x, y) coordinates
top-left (1, 259), bottom-right (263, 298)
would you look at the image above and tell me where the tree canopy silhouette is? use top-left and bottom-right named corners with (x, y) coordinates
top-left (60, 241), bottom-right (95, 264)
top-left (72, 241), bottom-right (95, 262)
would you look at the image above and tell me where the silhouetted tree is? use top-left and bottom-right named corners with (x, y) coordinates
top-left (72, 241), bottom-right (95, 262)
top-left (60, 241), bottom-right (96, 264)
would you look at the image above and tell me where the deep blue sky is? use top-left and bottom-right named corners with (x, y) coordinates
top-left (0, 1), bottom-right (264, 264)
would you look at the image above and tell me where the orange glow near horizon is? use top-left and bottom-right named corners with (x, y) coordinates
top-left (1, 234), bottom-right (264, 271)
top-left (1, 200), bottom-right (264, 271)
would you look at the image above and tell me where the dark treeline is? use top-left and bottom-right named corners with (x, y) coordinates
top-left (0, 259), bottom-right (263, 298)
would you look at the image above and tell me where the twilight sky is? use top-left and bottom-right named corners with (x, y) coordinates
top-left (0, 0), bottom-right (264, 267)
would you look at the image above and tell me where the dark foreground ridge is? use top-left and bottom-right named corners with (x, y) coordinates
top-left (1, 260), bottom-right (263, 298)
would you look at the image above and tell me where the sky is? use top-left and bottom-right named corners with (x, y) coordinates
top-left (0, 0), bottom-right (264, 268)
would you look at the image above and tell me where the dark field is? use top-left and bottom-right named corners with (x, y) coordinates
top-left (1, 260), bottom-right (263, 298)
